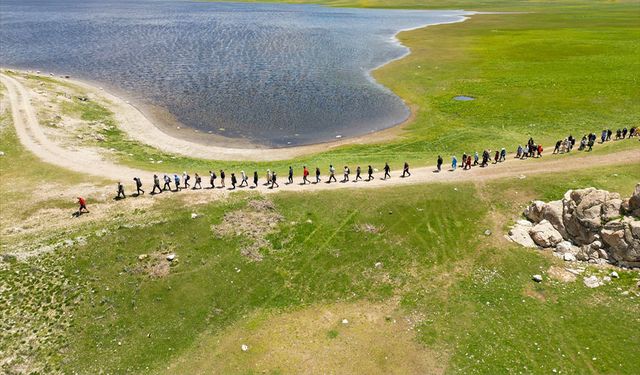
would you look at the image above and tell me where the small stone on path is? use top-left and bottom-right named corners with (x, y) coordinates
top-left (532, 275), bottom-right (543, 283)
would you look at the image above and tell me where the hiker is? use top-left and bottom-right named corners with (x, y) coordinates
top-left (601, 129), bottom-right (607, 143)
top-left (474, 151), bottom-right (479, 166)
top-left (253, 171), bottom-right (259, 187)
top-left (240, 170), bottom-right (248, 187)
top-left (579, 135), bottom-right (587, 150)
top-left (494, 150), bottom-right (499, 164)
top-left (465, 154), bottom-right (472, 169)
top-left (220, 170), bottom-right (226, 187)
top-left (302, 166), bottom-right (311, 184)
top-left (163, 175), bottom-right (172, 191)
top-left (568, 135), bottom-right (576, 150)
top-left (193, 173), bottom-right (202, 189)
top-left (152, 175), bottom-right (162, 194)
top-left (209, 170), bottom-right (217, 188)
top-left (174, 174), bottom-right (181, 191)
top-left (183, 172), bottom-right (191, 189)
top-left (481, 150), bottom-right (490, 166)
top-left (355, 166), bottom-right (362, 181)
top-left (587, 137), bottom-right (594, 151)
top-left (367, 165), bottom-right (374, 181)
top-left (461, 154), bottom-right (467, 169)
top-left (537, 144), bottom-right (543, 157)
top-left (271, 171), bottom-right (279, 189)
top-left (553, 140), bottom-right (561, 154)
top-left (622, 127), bottom-right (628, 138)
top-left (116, 181), bottom-right (126, 199)
top-left (607, 129), bottom-right (612, 141)
top-left (328, 165), bottom-right (337, 183)
top-left (616, 129), bottom-right (622, 139)
top-left (383, 162), bottom-right (391, 180)
top-left (77, 197), bottom-right (89, 214)
top-left (342, 166), bottom-right (350, 182)
top-left (134, 177), bottom-right (144, 195)
top-left (630, 127), bottom-right (637, 137)
top-left (231, 173), bottom-right (237, 189)
top-left (500, 148), bottom-right (507, 161)
top-left (265, 169), bottom-right (272, 186)
top-left (288, 166), bottom-right (294, 184)
top-left (315, 167), bottom-right (321, 183)
top-left (516, 145), bottom-right (523, 158)
top-left (402, 162), bottom-right (411, 177)
top-left (437, 155), bottom-right (443, 172)
top-left (451, 156), bottom-right (457, 170)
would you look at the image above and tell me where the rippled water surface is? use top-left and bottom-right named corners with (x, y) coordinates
top-left (0, 0), bottom-right (468, 146)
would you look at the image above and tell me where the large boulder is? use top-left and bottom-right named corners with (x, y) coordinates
top-left (529, 220), bottom-right (563, 248)
top-left (524, 200), bottom-right (567, 238)
top-left (508, 222), bottom-right (537, 248)
top-left (601, 217), bottom-right (640, 266)
top-left (622, 183), bottom-right (640, 217)
top-left (562, 188), bottom-right (622, 245)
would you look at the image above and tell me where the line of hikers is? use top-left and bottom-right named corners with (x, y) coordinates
top-left (107, 129), bottom-right (637, 202)
top-left (115, 161), bottom-right (409, 199)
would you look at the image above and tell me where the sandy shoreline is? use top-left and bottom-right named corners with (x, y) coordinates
top-left (0, 13), bottom-right (473, 161)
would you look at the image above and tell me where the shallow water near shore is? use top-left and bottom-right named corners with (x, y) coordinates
top-left (0, 0), bottom-right (469, 147)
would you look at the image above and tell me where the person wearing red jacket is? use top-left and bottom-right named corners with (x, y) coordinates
top-left (302, 166), bottom-right (310, 185)
top-left (77, 197), bottom-right (89, 214)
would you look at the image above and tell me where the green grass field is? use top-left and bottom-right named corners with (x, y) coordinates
top-left (2, 0), bottom-right (639, 373)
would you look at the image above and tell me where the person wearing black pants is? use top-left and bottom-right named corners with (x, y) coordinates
top-left (116, 182), bottom-right (126, 199)
top-left (220, 170), bottom-right (226, 187)
top-left (355, 166), bottom-right (362, 181)
top-left (134, 177), bottom-right (144, 195)
top-left (253, 171), bottom-right (259, 187)
top-left (152, 175), bottom-right (162, 194)
top-left (288, 166), bottom-right (294, 184)
top-left (315, 167), bottom-right (321, 183)
top-left (231, 173), bottom-right (237, 189)
top-left (271, 172), bottom-right (279, 189)
top-left (383, 163), bottom-right (391, 180)
top-left (367, 165), bottom-right (373, 181)
top-left (401, 162), bottom-right (410, 177)
top-left (437, 156), bottom-right (443, 172)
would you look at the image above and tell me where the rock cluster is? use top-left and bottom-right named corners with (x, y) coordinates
top-left (508, 184), bottom-right (640, 267)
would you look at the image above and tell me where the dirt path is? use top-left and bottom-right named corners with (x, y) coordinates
top-left (2, 72), bottom-right (639, 196)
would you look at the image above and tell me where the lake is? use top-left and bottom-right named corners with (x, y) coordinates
top-left (0, 0), bottom-right (469, 147)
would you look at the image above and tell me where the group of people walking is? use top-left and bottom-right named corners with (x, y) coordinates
top-left (76, 128), bottom-right (636, 208)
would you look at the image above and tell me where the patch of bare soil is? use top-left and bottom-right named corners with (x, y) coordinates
top-left (211, 199), bottom-right (283, 261)
top-left (165, 301), bottom-right (449, 375)
top-left (354, 223), bottom-right (384, 234)
top-left (547, 265), bottom-right (577, 283)
top-left (134, 251), bottom-right (176, 278)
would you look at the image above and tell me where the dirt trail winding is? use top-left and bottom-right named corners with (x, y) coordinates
top-left (2, 72), bottom-right (639, 195)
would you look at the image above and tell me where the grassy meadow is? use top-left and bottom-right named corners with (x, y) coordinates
top-left (2, 0), bottom-right (640, 373)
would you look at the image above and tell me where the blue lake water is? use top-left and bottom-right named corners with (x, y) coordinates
top-left (0, 0), bottom-right (469, 147)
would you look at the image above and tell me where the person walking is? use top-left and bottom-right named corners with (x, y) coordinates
top-left (163, 174), bottom-right (172, 191)
top-left (240, 170), bottom-right (248, 187)
top-left (383, 162), bottom-right (391, 180)
top-left (209, 170), bottom-right (217, 189)
top-left (606, 129), bottom-right (612, 141)
top-left (355, 166), bottom-right (362, 181)
top-left (193, 173), bottom-right (202, 189)
top-left (587, 137), bottom-right (594, 151)
top-left (622, 127), bottom-right (628, 138)
top-left (465, 154), bottom-right (472, 169)
top-left (315, 167), bottom-right (321, 183)
top-left (288, 166), bottom-right (294, 184)
top-left (231, 173), bottom-right (237, 189)
top-left (451, 155), bottom-right (457, 170)
top-left (271, 171), bottom-right (279, 189)
top-left (494, 150), bottom-right (500, 164)
top-left (437, 155), bottom-right (443, 172)
top-left (183, 172), bottom-right (191, 189)
top-left (265, 169), bottom-right (272, 186)
top-left (342, 166), bottom-right (350, 182)
top-left (553, 140), bottom-right (561, 154)
top-left (77, 197), bottom-right (89, 214)
top-left (116, 181), bottom-right (126, 199)
top-left (134, 177), bottom-right (144, 195)
top-left (174, 174), bottom-right (181, 191)
top-left (253, 171), bottom-right (259, 187)
top-left (303, 166), bottom-right (311, 184)
top-left (500, 148), bottom-right (507, 161)
top-left (152, 174), bottom-right (162, 194)
top-left (328, 165), bottom-right (337, 183)
top-left (474, 151), bottom-right (479, 166)
top-left (402, 162), bottom-right (411, 177)
top-left (220, 169), bottom-right (226, 187)
top-left (537, 144), bottom-right (543, 157)
top-left (367, 165), bottom-right (374, 181)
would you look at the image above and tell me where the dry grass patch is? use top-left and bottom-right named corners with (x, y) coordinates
top-left (211, 199), bottom-right (283, 261)
top-left (165, 301), bottom-right (449, 375)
